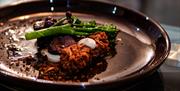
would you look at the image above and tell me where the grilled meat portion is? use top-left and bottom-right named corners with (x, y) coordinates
top-left (58, 32), bottom-right (109, 73)
top-left (49, 36), bottom-right (76, 54)
top-left (89, 32), bottom-right (109, 57)
top-left (59, 44), bottom-right (91, 73)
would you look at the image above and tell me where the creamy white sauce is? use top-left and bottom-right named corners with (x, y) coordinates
top-left (41, 49), bottom-right (61, 63)
top-left (78, 38), bottom-right (96, 49)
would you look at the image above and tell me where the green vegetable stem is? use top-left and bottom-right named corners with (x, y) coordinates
top-left (25, 16), bottom-right (118, 40)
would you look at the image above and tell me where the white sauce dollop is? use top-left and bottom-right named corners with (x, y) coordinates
top-left (78, 38), bottom-right (96, 49)
top-left (41, 49), bottom-right (60, 63)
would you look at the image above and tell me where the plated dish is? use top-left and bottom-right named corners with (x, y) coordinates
top-left (0, 0), bottom-right (170, 90)
top-left (5, 11), bottom-right (118, 82)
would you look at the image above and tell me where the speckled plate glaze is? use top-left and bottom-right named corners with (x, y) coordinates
top-left (0, 0), bottom-right (170, 90)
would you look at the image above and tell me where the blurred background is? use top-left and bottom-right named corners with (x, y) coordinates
top-left (0, 0), bottom-right (180, 27)
top-left (101, 0), bottom-right (180, 27)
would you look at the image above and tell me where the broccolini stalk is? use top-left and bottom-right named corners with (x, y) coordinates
top-left (25, 16), bottom-right (118, 40)
top-left (52, 17), bottom-right (66, 26)
top-left (74, 24), bottom-right (117, 33)
top-left (25, 24), bottom-right (88, 40)
top-left (73, 20), bottom-right (96, 28)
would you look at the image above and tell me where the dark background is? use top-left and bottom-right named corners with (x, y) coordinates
top-left (0, 0), bottom-right (180, 26)
top-left (99, 0), bottom-right (180, 27)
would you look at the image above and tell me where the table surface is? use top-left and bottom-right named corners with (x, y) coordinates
top-left (159, 24), bottom-right (180, 91)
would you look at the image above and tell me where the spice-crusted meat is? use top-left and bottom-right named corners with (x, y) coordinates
top-left (89, 32), bottom-right (109, 49)
top-left (59, 44), bottom-right (91, 73)
top-left (58, 32), bottom-right (109, 73)
top-left (89, 32), bottom-right (110, 57)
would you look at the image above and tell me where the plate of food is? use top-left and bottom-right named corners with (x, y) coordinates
top-left (0, 0), bottom-right (170, 90)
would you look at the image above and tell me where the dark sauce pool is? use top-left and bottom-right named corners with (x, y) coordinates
top-left (0, 12), bottom-right (155, 83)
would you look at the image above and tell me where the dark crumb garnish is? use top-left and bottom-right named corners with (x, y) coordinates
top-left (34, 52), bottom-right (107, 82)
